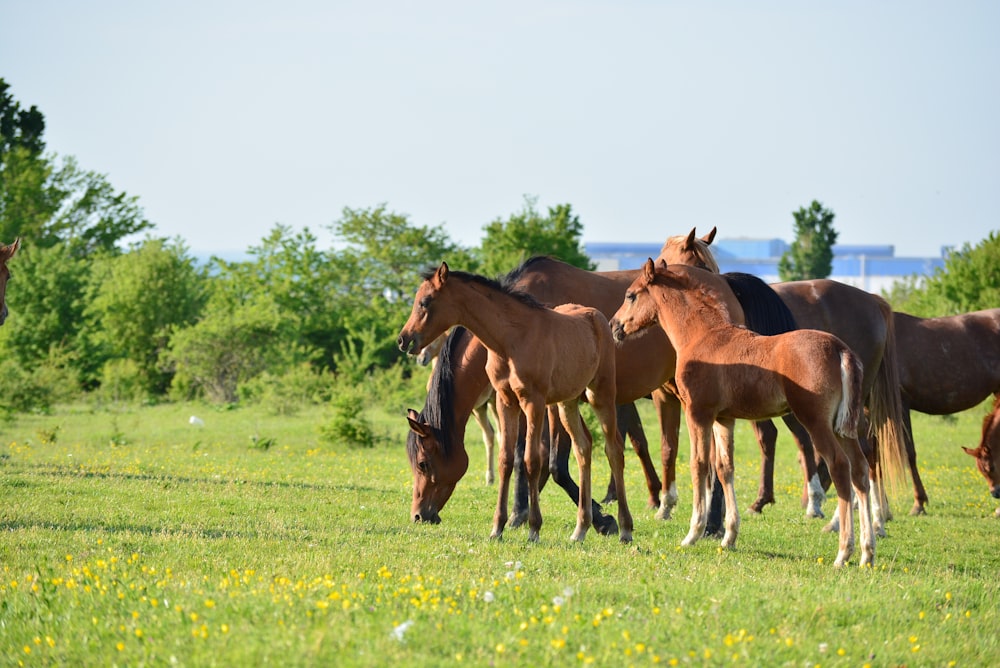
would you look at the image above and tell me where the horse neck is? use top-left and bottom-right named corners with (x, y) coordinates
top-left (445, 278), bottom-right (532, 357)
top-left (652, 285), bottom-right (734, 352)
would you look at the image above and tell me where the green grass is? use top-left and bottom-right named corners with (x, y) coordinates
top-left (1, 398), bottom-right (998, 666)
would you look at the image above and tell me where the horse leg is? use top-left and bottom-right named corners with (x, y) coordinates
top-left (806, 424), bottom-right (855, 567)
top-left (471, 401), bottom-right (497, 485)
top-left (840, 435), bottom-right (875, 567)
top-left (491, 397), bottom-right (522, 540)
top-left (590, 383), bottom-right (633, 543)
top-left (654, 388), bottom-right (683, 520)
top-left (546, 407), bottom-right (618, 535)
top-left (748, 419), bottom-right (778, 514)
top-left (682, 410), bottom-right (714, 546)
top-left (619, 402), bottom-right (661, 508)
top-left (780, 415), bottom-right (825, 518)
top-left (859, 425), bottom-right (889, 537)
top-left (712, 418), bottom-right (741, 549)
top-left (509, 415), bottom-right (529, 528)
top-left (521, 400), bottom-right (547, 542)
top-left (557, 402), bottom-right (593, 542)
top-left (901, 404), bottom-right (928, 515)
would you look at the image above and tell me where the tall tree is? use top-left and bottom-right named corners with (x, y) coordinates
top-left (778, 200), bottom-right (839, 281)
top-left (326, 205), bottom-right (467, 372)
top-left (85, 238), bottom-right (207, 395)
top-left (475, 196), bottom-right (595, 277)
top-left (0, 78), bottom-right (153, 253)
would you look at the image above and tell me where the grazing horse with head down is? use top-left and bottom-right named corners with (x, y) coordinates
top-left (967, 395), bottom-right (1000, 505)
top-left (889, 309), bottom-right (1000, 511)
top-left (398, 262), bottom-right (634, 543)
top-left (611, 259), bottom-right (880, 567)
top-left (0, 238), bottom-right (21, 326)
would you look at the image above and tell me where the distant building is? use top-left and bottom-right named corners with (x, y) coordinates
top-left (586, 237), bottom-right (946, 293)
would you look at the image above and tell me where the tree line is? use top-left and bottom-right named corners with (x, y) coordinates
top-left (1, 77), bottom-right (996, 417)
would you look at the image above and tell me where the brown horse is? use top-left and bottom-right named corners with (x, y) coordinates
top-left (398, 262), bottom-right (634, 543)
top-left (892, 309), bottom-right (1000, 511)
top-left (967, 395), bottom-right (1000, 507)
top-left (418, 328), bottom-right (499, 485)
top-left (660, 231), bottom-right (908, 534)
top-left (0, 238), bottom-right (21, 326)
top-left (400, 231), bottom-right (794, 532)
top-left (611, 259), bottom-right (877, 567)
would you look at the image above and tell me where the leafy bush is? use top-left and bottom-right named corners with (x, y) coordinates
top-left (96, 358), bottom-right (147, 404)
top-left (0, 352), bottom-right (79, 416)
top-left (239, 363), bottom-right (333, 415)
top-left (319, 390), bottom-right (376, 448)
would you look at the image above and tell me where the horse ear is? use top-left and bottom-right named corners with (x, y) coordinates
top-left (701, 227), bottom-right (717, 245)
top-left (433, 261), bottom-right (449, 287)
top-left (643, 257), bottom-right (656, 281)
top-left (962, 446), bottom-right (982, 458)
top-left (684, 228), bottom-right (697, 250)
top-left (407, 411), bottom-right (433, 439)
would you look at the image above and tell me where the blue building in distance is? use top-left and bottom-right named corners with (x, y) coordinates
top-left (586, 236), bottom-right (946, 293)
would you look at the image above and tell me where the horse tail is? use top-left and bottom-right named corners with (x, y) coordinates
top-left (835, 349), bottom-right (864, 439)
top-left (866, 296), bottom-right (910, 491)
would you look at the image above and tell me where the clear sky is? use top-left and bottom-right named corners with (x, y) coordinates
top-left (2, 1), bottom-right (997, 257)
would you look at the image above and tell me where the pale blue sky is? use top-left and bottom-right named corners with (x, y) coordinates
top-left (2, 1), bottom-right (997, 257)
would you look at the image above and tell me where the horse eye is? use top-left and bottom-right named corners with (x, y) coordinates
top-left (626, 293), bottom-right (636, 303)
top-left (419, 297), bottom-right (431, 310)
top-left (417, 460), bottom-right (429, 473)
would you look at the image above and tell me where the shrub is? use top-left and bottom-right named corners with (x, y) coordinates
top-left (319, 390), bottom-right (376, 448)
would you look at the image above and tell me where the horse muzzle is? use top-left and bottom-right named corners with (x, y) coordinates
top-left (991, 485), bottom-right (1000, 500)
top-left (413, 509), bottom-right (441, 524)
top-left (609, 319), bottom-right (627, 343)
top-left (397, 332), bottom-right (421, 356)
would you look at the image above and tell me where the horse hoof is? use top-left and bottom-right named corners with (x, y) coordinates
top-left (527, 530), bottom-right (540, 543)
top-left (601, 492), bottom-right (618, 505)
top-left (909, 504), bottom-right (926, 516)
top-left (655, 505), bottom-right (673, 521)
top-left (619, 530), bottom-right (633, 545)
top-left (821, 521), bottom-right (836, 533)
top-left (508, 511), bottom-right (528, 528)
top-left (805, 508), bottom-right (825, 519)
top-left (594, 515), bottom-right (619, 536)
top-left (489, 531), bottom-right (503, 541)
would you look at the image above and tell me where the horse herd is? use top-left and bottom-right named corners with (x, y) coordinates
top-left (1, 233), bottom-right (995, 567)
top-left (395, 229), bottom-right (1000, 568)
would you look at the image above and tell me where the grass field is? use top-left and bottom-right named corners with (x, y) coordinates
top-left (2, 398), bottom-right (998, 666)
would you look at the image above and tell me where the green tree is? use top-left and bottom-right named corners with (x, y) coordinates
top-left (326, 205), bottom-right (466, 371)
top-left (163, 293), bottom-right (287, 403)
top-left (778, 200), bottom-right (839, 281)
top-left (475, 196), bottom-right (595, 277)
top-left (0, 78), bottom-right (153, 253)
top-left (86, 238), bottom-right (207, 395)
top-left (0, 242), bottom-right (93, 372)
top-left (210, 225), bottom-right (334, 368)
top-left (886, 232), bottom-right (1000, 317)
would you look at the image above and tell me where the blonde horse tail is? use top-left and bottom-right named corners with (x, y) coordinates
top-left (866, 296), bottom-right (910, 493)
top-left (835, 348), bottom-right (864, 439)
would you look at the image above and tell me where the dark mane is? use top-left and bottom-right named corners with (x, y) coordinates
top-left (421, 264), bottom-right (548, 311)
top-left (722, 272), bottom-right (798, 335)
top-left (500, 255), bottom-right (562, 288)
top-left (406, 325), bottom-right (466, 462)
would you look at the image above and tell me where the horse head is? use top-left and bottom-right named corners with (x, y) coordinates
top-left (405, 408), bottom-right (469, 522)
top-left (610, 257), bottom-right (677, 342)
top-left (964, 399), bottom-right (1000, 499)
top-left (656, 227), bottom-right (719, 272)
top-left (0, 238), bottom-right (21, 326)
top-left (398, 262), bottom-right (452, 356)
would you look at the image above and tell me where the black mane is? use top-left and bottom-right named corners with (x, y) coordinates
top-left (407, 325), bottom-right (466, 461)
top-left (722, 272), bottom-right (798, 335)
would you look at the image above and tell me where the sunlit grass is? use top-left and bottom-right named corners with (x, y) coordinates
top-left (2, 399), bottom-right (998, 665)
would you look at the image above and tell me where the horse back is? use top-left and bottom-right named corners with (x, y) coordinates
top-left (895, 308), bottom-right (1000, 413)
